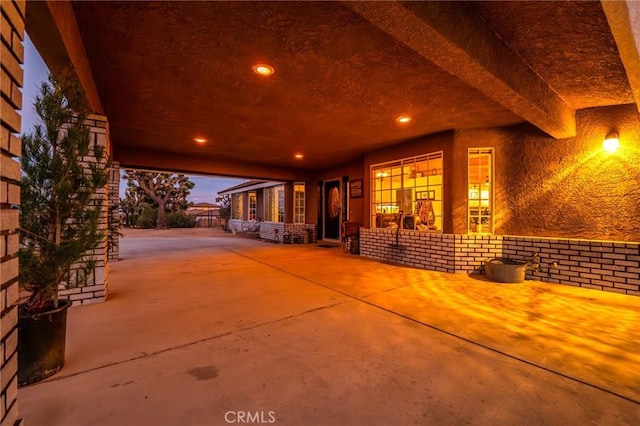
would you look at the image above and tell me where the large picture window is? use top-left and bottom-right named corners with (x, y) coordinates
top-left (264, 185), bottom-right (285, 222)
top-left (232, 193), bottom-right (243, 220)
top-left (294, 183), bottom-right (305, 224)
top-left (468, 148), bottom-right (493, 234)
top-left (371, 152), bottom-right (443, 232)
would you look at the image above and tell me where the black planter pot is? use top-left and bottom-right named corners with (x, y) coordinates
top-left (18, 299), bottom-right (71, 386)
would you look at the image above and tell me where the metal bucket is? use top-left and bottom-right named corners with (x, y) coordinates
top-left (484, 258), bottom-right (526, 283)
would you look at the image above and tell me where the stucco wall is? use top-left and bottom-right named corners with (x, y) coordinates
top-left (315, 160), bottom-right (366, 226)
top-left (504, 105), bottom-right (640, 241)
top-left (451, 127), bottom-right (512, 235)
top-left (454, 104), bottom-right (640, 241)
top-left (305, 181), bottom-right (318, 226)
top-left (325, 105), bottom-right (639, 242)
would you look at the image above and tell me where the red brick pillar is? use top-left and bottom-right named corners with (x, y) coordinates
top-left (1, 0), bottom-right (25, 424)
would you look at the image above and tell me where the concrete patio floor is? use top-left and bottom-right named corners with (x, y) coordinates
top-left (19, 229), bottom-right (640, 425)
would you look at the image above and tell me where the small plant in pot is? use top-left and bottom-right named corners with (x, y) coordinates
top-left (17, 73), bottom-right (109, 385)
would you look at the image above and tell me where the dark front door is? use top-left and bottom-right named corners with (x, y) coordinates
top-left (323, 179), bottom-right (342, 241)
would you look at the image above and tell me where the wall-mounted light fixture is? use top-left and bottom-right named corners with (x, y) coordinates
top-left (603, 131), bottom-right (619, 153)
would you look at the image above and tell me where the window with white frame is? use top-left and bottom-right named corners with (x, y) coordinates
top-left (248, 191), bottom-right (257, 220)
top-left (264, 185), bottom-right (285, 222)
top-left (468, 148), bottom-right (493, 234)
top-left (232, 193), bottom-right (243, 220)
top-left (371, 152), bottom-right (443, 232)
top-left (277, 186), bottom-right (285, 223)
top-left (294, 183), bottom-right (305, 224)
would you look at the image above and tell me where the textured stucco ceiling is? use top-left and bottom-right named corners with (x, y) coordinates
top-left (68, 0), bottom-right (633, 174)
top-left (470, 0), bottom-right (634, 109)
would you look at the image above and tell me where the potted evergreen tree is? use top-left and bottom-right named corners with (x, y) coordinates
top-left (17, 73), bottom-right (109, 385)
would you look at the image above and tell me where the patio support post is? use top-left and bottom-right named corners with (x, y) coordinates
top-left (108, 161), bottom-right (120, 260)
top-left (284, 181), bottom-right (294, 224)
top-left (57, 114), bottom-right (111, 305)
top-left (242, 192), bottom-right (249, 220)
top-left (256, 189), bottom-right (265, 222)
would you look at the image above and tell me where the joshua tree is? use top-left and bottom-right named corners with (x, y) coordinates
top-left (19, 73), bottom-right (109, 313)
top-left (122, 171), bottom-right (195, 229)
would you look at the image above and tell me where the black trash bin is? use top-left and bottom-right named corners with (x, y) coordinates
top-left (349, 237), bottom-right (360, 254)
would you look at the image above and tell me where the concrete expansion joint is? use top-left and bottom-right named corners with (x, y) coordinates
top-left (224, 247), bottom-right (640, 408)
top-left (361, 296), bottom-right (640, 407)
top-left (20, 298), bottom-right (350, 388)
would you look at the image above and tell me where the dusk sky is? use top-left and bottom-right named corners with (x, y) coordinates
top-left (21, 35), bottom-right (244, 204)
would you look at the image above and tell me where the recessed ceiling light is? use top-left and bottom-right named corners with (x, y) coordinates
top-left (396, 115), bottom-right (412, 124)
top-left (253, 64), bottom-right (275, 76)
top-left (294, 153), bottom-right (304, 159)
top-left (194, 137), bottom-right (207, 144)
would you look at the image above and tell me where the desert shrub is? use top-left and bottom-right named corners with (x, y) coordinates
top-left (136, 205), bottom-right (157, 229)
top-left (167, 210), bottom-right (197, 228)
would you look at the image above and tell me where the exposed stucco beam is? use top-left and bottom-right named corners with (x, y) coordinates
top-left (115, 147), bottom-right (314, 182)
top-left (342, 1), bottom-right (576, 138)
top-left (601, 0), bottom-right (640, 113)
top-left (25, 0), bottom-right (103, 114)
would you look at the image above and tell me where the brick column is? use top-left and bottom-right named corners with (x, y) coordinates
top-left (1, 1), bottom-right (24, 424)
top-left (58, 115), bottom-right (111, 305)
top-left (108, 161), bottom-right (120, 260)
top-left (256, 189), bottom-right (265, 222)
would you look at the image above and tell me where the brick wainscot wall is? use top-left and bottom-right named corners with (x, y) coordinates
top-left (360, 229), bottom-right (640, 296)
top-left (228, 220), bottom-right (317, 243)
